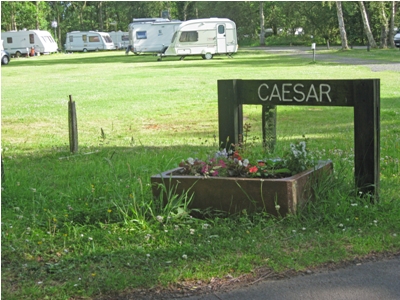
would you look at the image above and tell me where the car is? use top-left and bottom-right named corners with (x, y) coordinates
top-left (1, 49), bottom-right (10, 65)
top-left (394, 33), bottom-right (400, 48)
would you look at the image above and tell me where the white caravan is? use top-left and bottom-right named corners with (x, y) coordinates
top-left (108, 31), bottom-right (129, 49)
top-left (1, 30), bottom-right (58, 57)
top-left (65, 31), bottom-right (114, 52)
top-left (127, 18), bottom-right (182, 54)
top-left (160, 18), bottom-right (238, 60)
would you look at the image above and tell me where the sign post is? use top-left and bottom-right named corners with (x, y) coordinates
top-left (311, 43), bottom-right (316, 62)
top-left (218, 79), bottom-right (380, 198)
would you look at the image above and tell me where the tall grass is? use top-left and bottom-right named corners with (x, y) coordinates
top-left (1, 48), bottom-right (399, 299)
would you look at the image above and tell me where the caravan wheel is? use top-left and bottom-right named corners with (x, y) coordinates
top-left (15, 51), bottom-right (21, 58)
top-left (2, 55), bottom-right (9, 65)
top-left (204, 53), bottom-right (213, 60)
top-left (83, 48), bottom-right (88, 53)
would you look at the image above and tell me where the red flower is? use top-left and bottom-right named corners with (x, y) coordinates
top-left (249, 166), bottom-right (258, 173)
top-left (233, 151), bottom-right (242, 161)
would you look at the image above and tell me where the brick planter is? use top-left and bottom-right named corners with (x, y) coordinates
top-left (151, 161), bottom-right (333, 216)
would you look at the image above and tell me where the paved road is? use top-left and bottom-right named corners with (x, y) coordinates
top-left (182, 255), bottom-right (400, 300)
top-left (250, 45), bottom-right (400, 72)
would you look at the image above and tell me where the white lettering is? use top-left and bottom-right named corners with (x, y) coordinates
top-left (257, 82), bottom-right (332, 103)
top-left (306, 84), bottom-right (319, 102)
top-left (258, 83), bottom-right (269, 101)
top-left (320, 84), bottom-right (332, 102)
top-left (293, 84), bottom-right (305, 102)
top-left (282, 84), bottom-right (292, 101)
top-left (270, 84), bottom-right (281, 101)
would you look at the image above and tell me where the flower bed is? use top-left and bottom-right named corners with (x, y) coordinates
top-left (151, 160), bottom-right (333, 216)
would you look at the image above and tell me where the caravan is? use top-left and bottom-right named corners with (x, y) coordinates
top-left (65, 31), bottom-right (114, 52)
top-left (108, 31), bottom-right (129, 49)
top-left (127, 18), bottom-right (182, 54)
top-left (159, 18), bottom-right (238, 60)
top-left (1, 30), bottom-right (58, 57)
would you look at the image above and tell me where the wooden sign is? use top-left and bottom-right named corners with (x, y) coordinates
top-left (218, 79), bottom-right (380, 198)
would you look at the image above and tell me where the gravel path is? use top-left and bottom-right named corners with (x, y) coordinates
top-left (251, 46), bottom-right (400, 72)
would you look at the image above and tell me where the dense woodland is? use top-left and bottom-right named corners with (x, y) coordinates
top-left (1, 1), bottom-right (399, 49)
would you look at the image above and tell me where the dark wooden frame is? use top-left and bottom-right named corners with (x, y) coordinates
top-left (218, 79), bottom-right (380, 197)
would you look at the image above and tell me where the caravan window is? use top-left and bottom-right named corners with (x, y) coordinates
top-left (218, 25), bottom-right (225, 34)
top-left (69, 35), bottom-right (73, 42)
top-left (179, 31), bottom-right (198, 42)
top-left (6, 37), bottom-right (12, 44)
top-left (122, 35), bottom-right (129, 41)
top-left (136, 31), bottom-right (147, 39)
top-left (41, 36), bottom-right (52, 44)
top-left (82, 35), bottom-right (87, 42)
top-left (103, 35), bottom-right (112, 43)
top-left (29, 34), bottom-right (35, 44)
top-left (89, 36), bottom-right (100, 43)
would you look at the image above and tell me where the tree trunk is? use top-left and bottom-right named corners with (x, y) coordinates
top-left (379, 2), bottom-right (389, 48)
top-left (76, 1), bottom-right (87, 30)
top-left (336, 1), bottom-right (349, 50)
top-left (358, 1), bottom-right (377, 48)
top-left (57, 14), bottom-right (62, 50)
top-left (182, 2), bottom-right (189, 21)
top-left (388, 1), bottom-right (395, 48)
top-left (260, 2), bottom-right (266, 46)
top-left (36, 1), bottom-right (40, 30)
top-left (10, 2), bottom-right (17, 30)
top-left (98, 1), bottom-right (103, 31)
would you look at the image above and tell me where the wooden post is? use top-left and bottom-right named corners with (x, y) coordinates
top-left (262, 105), bottom-right (277, 152)
top-left (68, 95), bottom-right (78, 153)
top-left (1, 156), bottom-right (4, 184)
top-left (353, 80), bottom-right (380, 198)
top-left (218, 80), bottom-right (242, 149)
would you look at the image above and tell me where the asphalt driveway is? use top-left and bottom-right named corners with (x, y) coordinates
top-left (252, 45), bottom-right (400, 72)
top-left (180, 254), bottom-right (400, 300)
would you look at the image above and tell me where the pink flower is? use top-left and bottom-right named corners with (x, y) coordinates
top-left (218, 160), bottom-right (226, 168)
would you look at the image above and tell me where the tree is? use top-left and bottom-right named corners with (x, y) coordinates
top-left (388, 1), bottom-right (396, 48)
top-left (260, 2), bottom-right (265, 46)
top-left (336, 1), bottom-right (349, 49)
top-left (358, 1), bottom-right (377, 48)
top-left (298, 2), bottom-right (338, 47)
top-left (1, 1), bottom-right (45, 31)
top-left (48, 1), bottom-right (65, 48)
top-left (378, 1), bottom-right (389, 48)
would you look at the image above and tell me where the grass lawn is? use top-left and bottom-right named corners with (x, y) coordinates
top-left (1, 48), bottom-right (400, 299)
